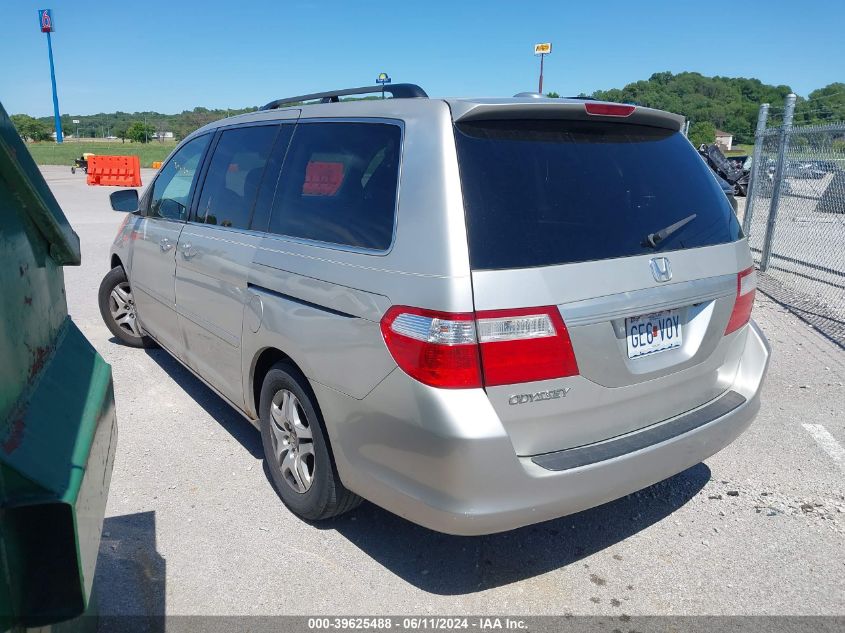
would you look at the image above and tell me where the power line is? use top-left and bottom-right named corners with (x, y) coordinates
top-left (766, 91), bottom-right (843, 113)
top-left (795, 106), bottom-right (844, 116)
top-left (803, 90), bottom-right (845, 103)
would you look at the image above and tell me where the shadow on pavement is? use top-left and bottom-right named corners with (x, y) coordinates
top-left (321, 463), bottom-right (711, 595)
top-left (95, 511), bottom-right (165, 631)
top-left (141, 345), bottom-right (263, 459)
top-left (756, 274), bottom-right (845, 350)
top-left (132, 340), bottom-right (710, 596)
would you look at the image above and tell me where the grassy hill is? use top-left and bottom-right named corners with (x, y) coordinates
top-left (587, 73), bottom-right (844, 144)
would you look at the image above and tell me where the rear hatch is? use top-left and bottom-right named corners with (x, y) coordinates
top-left (453, 102), bottom-right (753, 456)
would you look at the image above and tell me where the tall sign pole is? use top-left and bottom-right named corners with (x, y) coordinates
top-left (39, 9), bottom-right (63, 143)
top-left (534, 43), bottom-right (552, 95)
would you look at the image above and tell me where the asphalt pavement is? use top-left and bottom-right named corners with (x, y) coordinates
top-left (42, 165), bottom-right (845, 617)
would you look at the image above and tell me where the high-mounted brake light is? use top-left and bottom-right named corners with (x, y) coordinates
top-left (725, 267), bottom-right (757, 335)
top-left (380, 305), bottom-right (579, 389)
top-left (584, 103), bottom-right (636, 117)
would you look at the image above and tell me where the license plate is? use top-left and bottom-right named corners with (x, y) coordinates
top-left (625, 309), bottom-right (682, 359)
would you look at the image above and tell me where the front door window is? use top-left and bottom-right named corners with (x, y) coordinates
top-left (148, 135), bottom-right (211, 220)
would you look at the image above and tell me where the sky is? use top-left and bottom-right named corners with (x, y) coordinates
top-left (2, 0), bottom-right (843, 117)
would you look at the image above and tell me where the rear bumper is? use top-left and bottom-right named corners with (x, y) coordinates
top-left (318, 320), bottom-right (770, 536)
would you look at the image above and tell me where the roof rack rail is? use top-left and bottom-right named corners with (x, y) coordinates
top-left (260, 84), bottom-right (428, 110)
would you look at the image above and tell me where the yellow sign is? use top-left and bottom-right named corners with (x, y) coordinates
top-left (534, 42), bottom-right (552, 55)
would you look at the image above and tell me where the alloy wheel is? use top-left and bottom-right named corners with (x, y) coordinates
top-left (269, 389), bottom-right (315, 493)
top-left (109, 282), bottom-right (142, 338)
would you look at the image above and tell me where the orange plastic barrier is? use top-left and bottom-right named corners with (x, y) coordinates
top-left (303, 160), bottom-right (345, 196)
top-left (151, 161), bottom-right (162, 169)
top-left (86, 155), bottom-right (142, 187)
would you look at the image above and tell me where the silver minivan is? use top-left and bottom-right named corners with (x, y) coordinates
top-left (99, 84), bottom-right (770, 535)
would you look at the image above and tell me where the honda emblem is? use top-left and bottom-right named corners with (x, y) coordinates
top-left (650, 257), bottom-right (672, 283)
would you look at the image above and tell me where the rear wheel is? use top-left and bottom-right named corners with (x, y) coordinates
top-left (98, 266), bottom-right (155, 348)
top-left (259, 362), bottom-right (361, 520)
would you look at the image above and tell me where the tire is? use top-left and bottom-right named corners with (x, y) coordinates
top-left (259, 362), bottom-right (361, 521)
top-left (71, 166), bottom-right (76, 174)
top-left (98, 266), bottom-right (155, 348)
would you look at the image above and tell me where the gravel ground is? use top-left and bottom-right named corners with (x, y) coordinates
top-left (42, 165), bottom-right (845, 617)
top-left (744, 172), bottom-right (845, 347)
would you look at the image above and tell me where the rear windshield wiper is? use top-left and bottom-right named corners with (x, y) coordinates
top-left (642, 213), bottom-right (697, 249)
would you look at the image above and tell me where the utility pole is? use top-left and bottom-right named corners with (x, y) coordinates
top-left (533, 43), bottom-right (552, 95)
top-left (38, 10), bottom-right (63, 143)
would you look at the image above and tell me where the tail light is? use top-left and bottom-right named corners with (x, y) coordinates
top-left (476, 307), bottom-right (578, 386)
top-left (585, 103), bottom-right (635, 117)
top-left (380, 307), bottom-right (481, 388)
top-left (380, 305), bottom-right (579, 389)
top-left (725, 267), bottom-right (757, 335)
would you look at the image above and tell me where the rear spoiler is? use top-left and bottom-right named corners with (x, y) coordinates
top-left (449, 99), bottom-right (684, 132)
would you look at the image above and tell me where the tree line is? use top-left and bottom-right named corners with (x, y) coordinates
top-left (11, 106), bottom-right (260, 143)
top-left (11, 73), bottom-right (845, 147)
top-left (582, 72), bottom-right (844, 148)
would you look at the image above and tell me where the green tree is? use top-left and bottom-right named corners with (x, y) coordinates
top-left (591, 71), bottom-right (794, 144)
top-left (796, 83), bottom-right (845, 125)
top-left (10, 114), bottom-right (52, 141)
top-left (545, 91), bottom-right (560, 98)
top-left (113, 122), bottom-right (129, 144)
top-left (688, 121), bottom-right (716, 148)
top-left (127, 121), bottom-right (155, 143)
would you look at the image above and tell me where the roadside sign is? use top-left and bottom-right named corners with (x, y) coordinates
top-left (534, 42), bottom-right (552, 55)
top-left (72, 119), bottom-right (80, 124)
top-left (38, 9), bottom-right (54, 33)
top-left (376, 72), bottom-right (391, 85)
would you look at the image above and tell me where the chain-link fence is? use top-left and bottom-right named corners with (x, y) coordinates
top-left (743, 98), bottom-right (845, 348)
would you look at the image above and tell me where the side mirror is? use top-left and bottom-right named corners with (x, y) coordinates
top-left (110, 189), bottom-right (139, 212)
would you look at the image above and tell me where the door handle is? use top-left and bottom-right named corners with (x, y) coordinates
top-left (159, 237), bottom-right (173, 252)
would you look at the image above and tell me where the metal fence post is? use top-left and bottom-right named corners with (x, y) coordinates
top-left (742, 102), bottom-right (769, 235)
top-left (759, 93), bottom-right (796, 272)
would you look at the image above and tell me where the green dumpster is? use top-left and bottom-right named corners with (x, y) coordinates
top-left (0, 102), bottom-right (117, 630)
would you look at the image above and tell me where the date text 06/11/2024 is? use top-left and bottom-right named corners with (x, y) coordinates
top-left (307, 617), bottom-right (528, 630)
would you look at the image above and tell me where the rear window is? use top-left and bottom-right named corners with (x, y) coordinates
top-left (455, 119), bottom-right (742, 270)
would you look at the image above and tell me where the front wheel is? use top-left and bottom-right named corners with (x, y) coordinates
top-left (97, 266), bottom-right (155, 348)
top-left (259, 362), bottom-right (361, 521)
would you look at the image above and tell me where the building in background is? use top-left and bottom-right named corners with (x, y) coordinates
top-left (715, 129), bottom-right (734, 151)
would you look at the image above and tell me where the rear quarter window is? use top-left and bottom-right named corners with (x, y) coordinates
top-left (267, 122), bottom-right (401, 251)
top-left (455, 119), bottom-right (742, 270)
